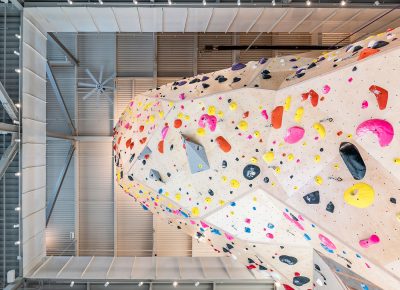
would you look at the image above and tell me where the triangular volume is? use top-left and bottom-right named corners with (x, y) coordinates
top-left (314, 251), bottom-right (346, 290)
top-left (184, 138), bottom-right (210, 174)
top-left (138, 146), bottom-right (152, 160)
top-left (318, 253), bottom-right (382, 290)
top-left (149, 169), bottom-right (163, 183)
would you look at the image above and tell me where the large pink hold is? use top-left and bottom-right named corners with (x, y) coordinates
top-left (319, 234), bottom-right (336, 250)
top-left (284, 126), bottom-right (305, 144)
top-left (261, 109), bottom-right (268, 120)
top-left (359, 234), bottom-right (380, 248)
top-left (199, 114), bottom-right (217, 132)
top-left (161, 126), bottom-right (169, 140)
top-left (356, 119), bottom-right (394, 147)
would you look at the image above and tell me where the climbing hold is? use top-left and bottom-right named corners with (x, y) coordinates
top-left (356, 119), bottom-right (394, 147)
top-left (216, 136), bottom-right (231, 153)
top-left (271, 106), bottom-right (284, 129)
top-left (339, 142), bottom-right (366, 180)
top-left (138, 146), bottom-right (152, 160)
top-left (174, 119), bottom-right (182, 128)
top-left (358, 48), bottom-right (379, 60)
top-left (261, 109), bottom-right (268, 120)
top-left (344, 183), bottom-right (375, 208)
top-left (369, 85), bottom-right (388, 110)
top-left (284, 126), bottom-right (305, 144)
top-left (199, 114), bottom-right (217, 131)
top-left (326, 202), bottom-right (335, 213)
top-left (359, 234), bottom-right (380, 248)
top-left (284, 96), bottom-right (291, 111)
top-left (294, 107), bottom-right (304, 123)
top-left (279, 255), bottom-right (298, 265)
top-left (230, 179), bottom-right (240, 189)
top-left (370, 40), bottom-right (388, 49)
top-left (149, 169), bottom-right (163, 182)
top-left (232, 63), bottom-right (246, 71)
top-left (243, 164), bottom-right (261, 180)
top-left (229, 102), bottom-right (237, 111)
top-left (396, 212), bottom-right (400, 222)
top-left (303, 191), bottom-right (320, 204)
top-left (314, 176), bottom-right (323, 185)
top-left (192, 207), bottom-right (200, 216)
top-left (293, 276), bottom-right (310, 287)
top-left (313, 123), bottom-right (326, 139)
top-left (263, 151), bottom-right (274, 163)
top-left (322, 85), bottom-right (331, 94)
top-left (319, 234), bottom-right (336, 250)
top-left (394, 158), bottom-right (400, 164)
top-left (184, 139), bottom-right (210, 174)
top-left (238, 120), bottom-right (248, 131)
top-left (197, 127), bottom-right (206, 136)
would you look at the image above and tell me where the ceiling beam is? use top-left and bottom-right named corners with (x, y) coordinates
top-left (0, 135), bottom-right (18, 180)
top-left (0, 122), bottom-right (18, 134)
top-left (0, 81), bottom-right (19, 122)
top-left (246, 8), bottom-right (264, 33)
top-left (289, 8), bottom-right (315, 33)
top-left (48, 32), bottom-right (79, 66)
top-left (268, 9), bottom-right (288, 33)
top-left (225, 8), bottom-right (239, 34)
top-left (46, 62), bottom-right (77, 135)
top-left (204, 8), bottom-right (213, 33)
top-left (333, 9), bottom-right (362, 32)
top-left (310, 9), bottom-right (338, 33)
top-left (46, 144), bottom-right (75, 226)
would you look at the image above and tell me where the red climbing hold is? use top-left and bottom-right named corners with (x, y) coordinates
top-left (301, 89), bottom-right (319, 107)
top-left (174, 119), bottom-right (182, 128)
top-left (139, 137), bottom-right (147, 144)
top-left (271, 106), bottom-right (284, 129)
top-left (369, 85), bottom-right (388, 110)
top-left (126, 138), bottom-right (134, 150)
top-left (283, 284), bottom-right (295, 290)
top-left (158, 140), bottom-right (164, 153)
top-left (139, 125), bottom-right (144, 132)
top-left (216, 136), bottom-right (231, 153)
top-left (358, 48), bottom-right (379, 60)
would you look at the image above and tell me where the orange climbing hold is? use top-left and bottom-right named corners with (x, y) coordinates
top-left (174, 119), bottom-right (182, 128)
top-left (369, 85), bottom-right (388, 110)
top-left (358, 48), bottom-right (379, 60)
top-left (126, 138), bottom-right (134, 150)
top-left (271, 106), bottom-right (284, 129)
top-left (139, 137), bottom-right (147, 144)
top-left (216, 136), bottom-right (231, 153)
top-left (158, 140), bottom-right (164, 153)
top-left (301, 89), bottom-right (319, 107)
top-left (139, 125), bottom-right (144, 132)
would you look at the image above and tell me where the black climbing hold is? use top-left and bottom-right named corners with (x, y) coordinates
top-left (128, 175), bottom-right (133, 181)
top-left (303, 191), bottom-right (320, 204)
top-left (339, 142), bottom-right (366, 180)
top-left (233, 77), bottom-right (241, 83)
top-left (222, 160), bottom-right (227, 168)
top-left (296, 72), bottom-right (306, 78)
top-left (293, 276), bottom-right (310, 286)
top-left (315, 264), bottom-right (321, 271)
top-left (352, 45), bottom-right (363, 53)
top-left (390, 197), bottom-right (396, 204)
top-left (279, 255), bottom-right (298, 265)
top-left (201, 76), bottom-right (209, 81)
top-left (243, 164), bottom-right (261, 180)
top-left (326, 202), bottom-right (335, 213)
top-left (371, 40), bottom-right (389, 49)
top-left (189, 78), bottom-right (200, 84)
top-left (259, 265), bottom-right (267, 270)
top-left (208, 189), bottom-right (214, 196)
top-left (215, 75), bottom-right (227, 83)
top-left (261, 70), bottom-right (271, 79)
top-left (307, 62), bottom-right (316, 69)
top-left (352, 66), bottom-right (357, 71)
top-left (202, 83), bottom-right (210, 89)
top-left (248, 258), bottom-right (255, 264)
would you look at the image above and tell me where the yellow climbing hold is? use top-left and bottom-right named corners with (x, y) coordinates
top-left (158, 111), bottom-right (164, 118)
top-left (197, 127), bottom-right (206, 136)
top-left (208, 106), bottom-right (216, 115)
top-left (148, 115), bottom-right (155, 123)
top-left (192, 207), bottom-right (200, 216)
top-left (217, 110), bottom-right (224, 118)
top-left (175, 193), bottom-right (181, 201)
top-left (221, 176), bottom-right (228, 182)
top-left (284, 96), bottom-right (291, 111)
top-left (344, 183), bottom-right (375, 208)
top-left (230, 179), bottom-right (240, 189)
top-left (275, 167), bottom-right (281, 174)
top-left (314, 155), bottom-right (321, 163)
top-left (177, 112), bottom-right (184, 119)
top-left (334, 163), bottom-right (339, 170)
top-left (184, 115), bottom-right (190, 121)
top-left (254, 131), bottom-right (260, 138)
top-left (314, 176), bottom-right (323, 185)
top-left (313, 123), bottom-right (326, 138)
top-left (287, 153), bottom-right (294, 161)
top-left (205, 197), bottom-right (212, 204)
top-left (250, 157), bottom-right (258, 164)
top-left (219, 200), bottom-right (225, 206)
top-left (229, 102), bottom-right (237, 111)
top-left (394, 158), bottom-right (400, 164)
top-left (396, 212), bottom-right (400, 222)
top-left (238, 120), bottom-right (248, 131)
top-left (294, 107), bottom-right (304, 123)
top-left (263, 151), bottom-right (275, 163)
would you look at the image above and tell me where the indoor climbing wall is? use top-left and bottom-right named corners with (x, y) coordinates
top-left (114, 27), bottom-right (400, 290)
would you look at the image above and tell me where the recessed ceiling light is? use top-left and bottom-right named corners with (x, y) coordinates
top-left (168, 0), bottom-right (172, 5)
top-left (203, 0), bottom-right (206, 5)
top-left (340, 0), bottom-right (346, 6)
top-left (271, 0), bottom-right (276, 6)
top-left (98, 0), bottom-right (103, 4)
top-left (67, 0), bottom-right (73, 4)
top-left (133, 0), bottom-right (138, 4)
top-left (306, 0), bottom-right (311, 6)
top-left (195, 281), bottom-right (200, 287)
top-left (138, 282), bottom-right (144, 287)
top-left (173, 281), bottom-right (178, 287)
top-left (237, 0), bottom-right (240, 5)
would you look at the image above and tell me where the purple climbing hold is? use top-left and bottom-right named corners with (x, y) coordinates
top-left (201, 76), bottom-right (209, 82)
top-left (259, 57), bottom-right (267, 64)
top-left (177, 80), bottom-right (187, 86)
top-left (232, 63), bottom-right (246, 71)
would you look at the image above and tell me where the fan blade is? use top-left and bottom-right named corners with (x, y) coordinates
top-left (101, 73), bottom-right (116, 86)
top-left (82, 88), bottom-right (97, 100)
top-left (85, 68), bottom-right (98, 84)
top-left (103, 86), bottom-right (114, 90)
top-left (78, 82), bottom-right (97, 88)
top-left (99, 65), bottom-right (104, 83)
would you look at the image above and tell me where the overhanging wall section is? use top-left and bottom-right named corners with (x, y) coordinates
top-left (21, 15), bottom-right (47, 275)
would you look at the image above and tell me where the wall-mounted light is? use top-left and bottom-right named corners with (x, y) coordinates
top-left (70, 281), bottom-right (74, 288)
top-left (67, 0), bottom-right (73, 4)
top-left (138, 282), bottom-right (144, 287)
top-left (15, 68), bottom-right (21, 74)
top-left (13, 224), bottom-right (19, 228)
top-left (173, 281), bottom-right (178, 288)
top-left (14, 207), bottom-right (20, 211)
top-left (168, 0), bottom-right (172, 5)
top-left (15, 34), bottom-right (20, 39)
top-left (237, 0), bottom-right (240, 5)
top-left (15, 103), bottom-right (21, 108)
top-left (194, 281), bottom-right (200, 287)
top-left (98, 0), bottom-right (103, 4)
top-left (271, 0), bottom-right (276, 6)
top-left (133, 0), bottom-right (138, 4)
top-left (203, 0), bottom-right (206, 5)
top-left (104, 282), bottom-right (109, 287)
top-left (14, 172), bottom-right (21, 177)
top-left (13, 50), bottom-right (20, 56)
top-left (306, 0), bottom-right (311, 6)
top-left (340, 0), bottom-right (346, 6)
top-left (14, 241), bottom-right (20, 246)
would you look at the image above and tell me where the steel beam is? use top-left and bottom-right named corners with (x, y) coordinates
top-left (46, 61), bottom-right (77, 135)
top-left (0, 81), bottom-right (19, 122)
top-left (46, 144), bottom-right (75, 226)
top-left (48, 32), bottom-right (79, 66)
top-left (0, 122), bottom-right (18, 134)
top-left (0, 135), bottom-right (18, 180)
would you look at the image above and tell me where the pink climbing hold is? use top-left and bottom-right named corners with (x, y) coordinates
top-left (356, 119), bottom-right (394, 147)
top-left (284, 126), bottom-right (305, 144)
top-left (261, 109), bottom-right (269, 120)
top-left (359, 234), bottom-right (380, 248)
top-left (318, 234), bottom-right (337, 250)
top-left (322, 85), bottom-right (331, 94)
top-left (200, 221), bottom-right (209, 228)
top-left (361, 100), bottom-right (368, 109)
top-left (199, 114), bottom-right (217, 132)
top-left (179, 93), bottom-right (186, 100)
top-left (283, 212), bottom-right (304, 231)
top-left (161, 125), bottom-right (169, 140)
top-left (225, 233), bottom-right (234, 241)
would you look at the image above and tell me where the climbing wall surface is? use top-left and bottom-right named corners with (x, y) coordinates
top-left (114, 27), bottom-right (400, 290)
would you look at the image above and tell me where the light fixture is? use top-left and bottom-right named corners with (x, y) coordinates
top-left (203, 0), bottom-right (206, 5)
top-left (98, 0), bottom-right (103, 4)
top-left (374, 0), bottom-right (380, 5)
top-left (13, 50), bottom-right (20, 56)
top-left (67, 0), bottom-right (73, 4)
top-left (237, 0), bottom-right (240, 5)
top-left (14, 241), bottom-right (20, 246)
top-left (306, 0), bottom-right (311, 6)
top-left (194, 281), bottom-right (200, 287)
top-left (104, 282), bottom-right (109, 287)
top-left (133, 0), bottom-right (138, 4)
top-left (15, 103), bottom-right (20, 108)
top-left (173, 281), bottom-right (178, 288)
top-left (13, 224), bottom-right (19, 228)
top-left (138, 282), bottom-right (144, 287)
top-left (14, 207), bottom-right (20, 211)
top-left (15, 34), bottom-right (20, 39)
top-left (340, 0), bottom-right (346, 6)
top-left (271, 0), bottom-right (276, 6)
top-left (15, 172), bottom-right (21, 177)
top-left (168, 0), bottom-right (172, 5)
top-left (13, 120), bottom-right (20, 125)
top-left (15, 68), bottom-right (21, 74)
top-left (15, 139), bottom-right (21, 143)
top-left (70, 281), bottom-right (75, 288)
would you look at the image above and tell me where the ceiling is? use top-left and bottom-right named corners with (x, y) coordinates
top-left (25, 7), bottom-right (400, 34)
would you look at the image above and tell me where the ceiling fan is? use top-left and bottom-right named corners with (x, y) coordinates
top-left (78, 66), bottom-right (116, 105)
